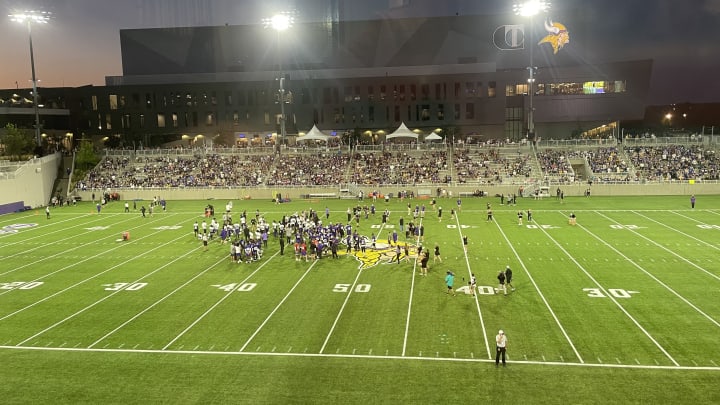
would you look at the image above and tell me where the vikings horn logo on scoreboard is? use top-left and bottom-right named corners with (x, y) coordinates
top-left (538, 19), bottom-right (569, 54)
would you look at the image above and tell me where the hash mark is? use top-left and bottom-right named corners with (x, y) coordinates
top-left (542, 355), bottom-right (546, 361)
top-left (287, 347), bottom-right (293, 353)
top-left (597, 357), bottom-right (602, 363)
top-left (635, 358), bottom-right (640, 365)
top-left (560, 356), bottom-right (564, 362)
top-left (616, 358), bottom-right (621, 364)
top-left (710, 360), bottom-right (718, 367)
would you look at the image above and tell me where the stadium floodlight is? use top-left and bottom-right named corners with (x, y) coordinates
top-left (513, 0), bottom-right (550, 17)
top-left (9, 10), bottom-right (51, 148)
top-left (263, 12), bottom-right (296, 154)
top-left (513, 1), bottom-right (550, 140)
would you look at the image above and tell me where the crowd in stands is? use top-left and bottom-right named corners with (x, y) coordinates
top-left (75, 143), bottom-right (720, 191)
top-left (265, 153), bottom-right (350, 186)
top-left (453, 149), bottom-right (533, 184)
top-left (77, 154), bottom-right (272, 190)
top-left (348, 151), bottom-right (447, 185)
top-left (565, 147), bottom-right (632, 182)
top-left (626, 145), bottom-right (720, 181)
top-left (535, 150), bottom-right (575, 182)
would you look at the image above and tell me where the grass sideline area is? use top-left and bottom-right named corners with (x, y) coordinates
top-left (0, 195), bottom-right (718, 403)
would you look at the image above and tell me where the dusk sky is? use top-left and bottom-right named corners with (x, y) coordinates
top-left (2, 0), bottom-right (719, 104)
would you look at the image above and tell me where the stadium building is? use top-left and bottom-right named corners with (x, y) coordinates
top-left (2, 4), bottom-right (652, 148)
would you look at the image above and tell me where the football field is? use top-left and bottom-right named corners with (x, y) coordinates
top-left (0, 195), bottom-right (718, 403)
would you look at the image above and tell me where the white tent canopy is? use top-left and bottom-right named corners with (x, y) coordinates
top-left (386, 122), bottom-right (419, 140)
top-left (296, 125), bottom-right (330, 142)
top-left (424, 132), bottom-right (442, 141)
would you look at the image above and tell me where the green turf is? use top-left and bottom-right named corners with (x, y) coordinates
top-left (0, 195), bottom-right (718, 404)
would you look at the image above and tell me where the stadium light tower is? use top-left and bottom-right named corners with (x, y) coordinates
top-left (9, 10), bottom-right (51, 148)
top-left (263, 12), bottom-right (295, 154)
top-left (513, 1), bottom-right (550, 140)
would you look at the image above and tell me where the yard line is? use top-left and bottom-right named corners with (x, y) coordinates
top-left (493, 218), bottom-right (584, 363)
top-left (14, 232), bottom-right (195, 346)
top-left (0, 214), bottom-right (134, 261)
top-left (0, 221), bottom-right (183, 322)
top-left (319, 257), bottom-right (367, 354)
top-left (637, 211), bottom-right (720, 252)
top-left (576, 214), bottom-right (720, 329)
top-left (239, 258), bottom-right (318, 352)
top-left (8, 344), bottom-right (719, 370)
top-left (162, 251), bottom-right (280, 350)
top-left (0, 213), bottom-right (178, 279)
top-left (539, 216), bottom-right (679, 367)
top-left (453, 212), bottom-right (491, 359)
top-left (595, 212), bottom-right (720, 283)
top-left (401, 219), bottom-right (421, 356)
top-left (88, 248), bottom-right (224, 348)
top-left (0, 212), bottom-right (114, 246)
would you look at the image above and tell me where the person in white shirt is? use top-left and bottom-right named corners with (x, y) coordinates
top-left (495, 330), bottom-right (507, 367)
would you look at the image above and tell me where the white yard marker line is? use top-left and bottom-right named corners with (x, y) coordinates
top-left (15, 232), bottom-right (195, 346)
top-left (0, 213), bottom-right (178, 280)
top-left (239, 258), bottom-right (319, 352)
top-left (454, 213), bottom-right (491, 359)
top-left (542, 214), bottom-right (679, 367)
top-left (402, 219), bottom-right (421, 356)
top-left (641, 211), bottom-right (720, 252)
top-left (162, 251), bottom-right (280, 351)
top-left (0, 213), bottom-right (119, 248)
top-left (493, 218), bottom-right (584, 364)
top-left (0, 217), bottom-right (183, 321)
top-left (596, 211), bottom-right (720, 283)
top-left (320, 259), bottom-right (366, 354)
top-left (576, 214), bottom-right (720, 329)
top-left (87, 247), bottom-right (223, 348)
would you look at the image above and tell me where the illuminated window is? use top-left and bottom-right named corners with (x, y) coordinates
top-left (91, 95), bottom-right (98, 111)
top-left (421, 105), bottom-right (430, 121)
top-left (488, 82), bottom-right (496, 98)
top-left (105, 114), bottom-right (112, 130)
top-left (172, 113), bottom-right (178, 128)
top-left (157, 113), bottom-right (166, 128)
top-left (109, 95), bottom-right (118, 110)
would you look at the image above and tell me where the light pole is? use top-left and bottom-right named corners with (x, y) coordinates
top-left (263, 12), bottom-right (294, 154)
top-left (513, 1), bottom-right (549, 141)
top-left (9, 10), bottom-right (50, 149)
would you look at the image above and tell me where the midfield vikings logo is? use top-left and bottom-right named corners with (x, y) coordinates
top-left (339, 239), bottom-right (419, 269)
top-left (538, 19), bottom-right (569, 54)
